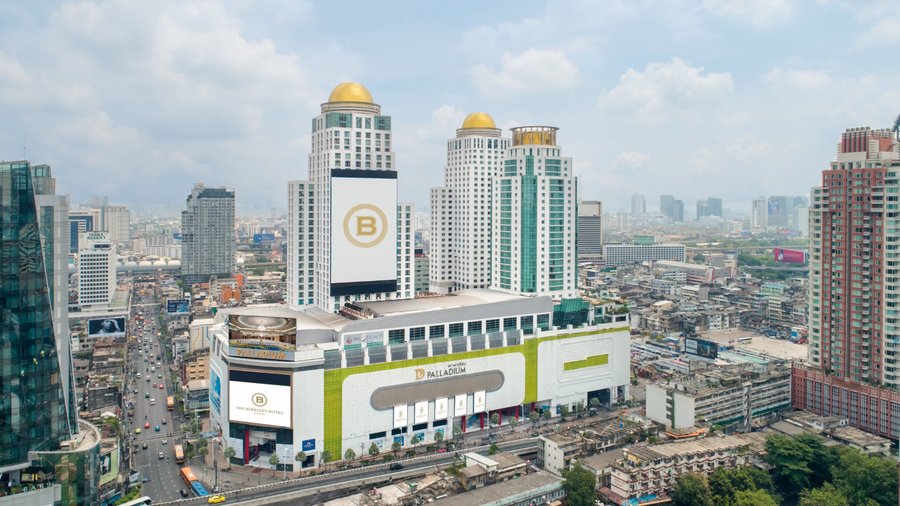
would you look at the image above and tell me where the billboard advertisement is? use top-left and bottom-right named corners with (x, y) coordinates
top-left (210, 369), bottom-right (222, 415)
top-left (342, 330), bottom-right (385, 347)
top-left (88, 317), bottom-right (126, 338)
top-left (330, 170), bottom-right (398, 296)
top-left (685, 338), bottom-right (719, 360)
top-left (393, 404), bottom-right (408, 429)
top-left (773, 248), bottom-right (807, 264)
top-left (414, 401), bottom-right (428, 425)
top-left (253, 233), bottom-right (276, 244)
top-left (473, 391), bottom-right (486, 414)
top-left (228, 370), bottom-right (291, 428)
top-left (454, 394), bottom-right (467, 417)
top-left (434, 398), bottom-right (449, 421)
top-left (166, 299), bottom-right (190, 314)
top-left (228, 315), bottom-right (297, 356)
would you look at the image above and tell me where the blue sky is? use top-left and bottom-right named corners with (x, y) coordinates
top-left (1, 0), bottom-right (898, 216)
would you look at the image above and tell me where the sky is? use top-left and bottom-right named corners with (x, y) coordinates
top-left (1, 0), bottom-right (899, 216)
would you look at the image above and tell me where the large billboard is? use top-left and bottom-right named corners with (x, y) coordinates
top-left (228, 370), bottom-right (291, 428)
top-left (330, 169), bottom-right (398, 296)
top-left (88, 317), bottom-right (126, 338)
top-left (685, 338), bottom-right (719, 360)
top-left (414, 401), bottom-right (428, 425)
top-left (393, 404), bottom-right (408, 429)
top-left (210, 369), bottom-right (222, 416)
top-left (166, 299), bottom-right (190, 314)
top-left (253, 233), bottom-right (276, 244)
top-left (434, 398), bottom-right (449, 421)
top-left (774, 248), bottom-right (807, 264)
top-left (228, 315), bottom-right (297, 356)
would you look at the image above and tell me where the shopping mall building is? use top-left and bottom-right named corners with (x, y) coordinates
top-left (207, 289), bottom-right (630, 469)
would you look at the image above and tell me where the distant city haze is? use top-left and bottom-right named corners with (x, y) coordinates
top-left (0, 2), bottom-right (897, 214)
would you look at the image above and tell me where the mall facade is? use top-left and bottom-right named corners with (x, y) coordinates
top-left (207, 289), bottom-right (630, 469)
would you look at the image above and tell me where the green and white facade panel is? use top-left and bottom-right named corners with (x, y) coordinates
top-left (208, 290), bottom-right (630, 469)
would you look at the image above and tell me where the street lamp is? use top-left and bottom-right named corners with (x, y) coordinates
top-left (283, 446), bottom-right (288, 481)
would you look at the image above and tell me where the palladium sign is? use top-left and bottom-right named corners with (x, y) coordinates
top-left (415, 361), bottom-right (467, 381)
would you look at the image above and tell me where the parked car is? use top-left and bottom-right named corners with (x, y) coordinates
top-left (389, 463), bottom-right (404, 470)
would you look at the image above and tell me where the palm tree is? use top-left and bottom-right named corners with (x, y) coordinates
top-left (294, 451), bottom-right (306, 471)
top-left (223, 446), bottom-right (236, 470)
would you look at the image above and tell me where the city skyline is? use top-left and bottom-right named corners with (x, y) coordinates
top-left (1, 1), bottom-right (898, 213)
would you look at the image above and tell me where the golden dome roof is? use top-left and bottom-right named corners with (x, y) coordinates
top-left (327, 82), bottom-right (374, 104)
top-left (461, 112), bottom-right (496, 129)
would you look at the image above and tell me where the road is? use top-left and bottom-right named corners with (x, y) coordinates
top-left (124, 284), bottom-right (187, 502)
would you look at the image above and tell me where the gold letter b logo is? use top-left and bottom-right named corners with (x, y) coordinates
top-left (356, 216), bottom-right (377, 236)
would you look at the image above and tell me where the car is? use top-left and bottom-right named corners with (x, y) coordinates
top-left (158, 451), bottom-right (164, 459)
top-left (145, 392), bottom-right (150, 398)
top-left (162, 418), bottom-right (167, 425)
top-left (146, 377), bottom-right (151, 382)
top-left (207, 495), bottom-right (227, 504)
top-left (157, 373), bottom-right (162, 379)
top-left (154, 425), bottom-right (160, 431)
top-left (159, 384), bottom-right (164, 389)
top-left (161, 439), bottom-right (167, 444)
top-left (179, 489), bottom-right (190, 498)
top-left (134, 428), bottom-right (142, 434)
top-left (389, 463), bottom-right (404, 470)
top-left (142, 442), bottom-right (148, 449)
top-left (144, 422), bottom-right (150, 429)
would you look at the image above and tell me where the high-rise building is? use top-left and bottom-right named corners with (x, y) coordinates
top-left (751, 196), bottom-right (768, 229)
top-left (287, 83), bottom-right (414, 312)
top-left (430, 112), bottom-right (509, 294)
top-left (414, 247), bottom-right (429, 294)
top-left (577, 200), bottom-right (603, 259)
top-left (69, 209), bottom-right (100, 253)
top-left (767, 195), bottom-right (789, 227)
top-left (101, 204), bottom-right (130, 245)
top-left (0, 161), bottom-right (100, 504)
top-left (490, 126), bottom-right (577, 298)
top-left (696, 197), bottom-right (722, 219)
top-left (660, 194), bottom-right (674, 219)
top-left (671, 199), bottom-right (684, 222)
top-left (793, 126), bottom-right (900, 439)
top-left (181, 183), bottom-right (236, 284)
top-left (630, 193), bottom-right (646, 216)
top-left (77, 231), bottom-right (117, 307)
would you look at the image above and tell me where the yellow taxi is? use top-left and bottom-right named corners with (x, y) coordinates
top-left (134, 428), bottom-right (142, 435)
top-left (207, 495), bottom-right (227, 504)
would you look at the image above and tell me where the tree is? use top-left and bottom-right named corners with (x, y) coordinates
top-left (344, 448), bottom-right (356, 462)
top-left (488, 443), bottom-right (498, 455)
top-left (731, 489), bottom-right (777, 506)
top-left (541, 410), bottom-right (551, 423)
top-left (320, 449), bottom-right (332, 469)
top-left (434, 430), bottom-right (444, 447)
top-left (561, 462), bottom-right (597, 506)
top-left (800, 483), bottom-right (849, 506)
top-left (268, 453), bottom-right (280, 477)
top-left (529, 411), bottom-right (541, 427)
top-left (575, 401), bottom-right (584, 417)
top-left (672, 473), bottom-right (713, 506)
top-left (294, 451), bottom-right (306, 469)
top-left (708, 466), bottom-right (776, 504)
top-left (764, 434), bottom-right (816, 499)
top-left (452, 422), bottom-right (463, 441)
top-left (368, 442), bottom-right (380, 457)
top-left (589, 397), bottom-right (601, 412)
top-left (559, 404), bottom-right (570, 420)
top-left (391, 441), bottom-right (402, 456)
top-left (198, 445), bottom-right (208, 460)
top-left (831, 446), bottom-right (898, 506)
top-left (411, 434), bottom-right (422, 445)
top-left (490, 412), bottom-right (500, 428)
top-left (223, 446), bottom-right (236, 470)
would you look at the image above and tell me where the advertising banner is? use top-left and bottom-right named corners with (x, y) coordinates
top-left (228, 315), bottom-right (297, 361)
top-left (166, 299), bottom-right (190, 314)
top-left (88, 317), bottom-right (126, 338)
top-left (253, 233), bottom-right (276, 244)
top-left (434, 398), bottom-right (449, 421)
top-left (301, 439), bottom-right (316, 452)
top-left (342, 331), bottom-right (385, 347)
top-left (330, 170), bottom-right (398, 296)
top-left (393, 405), bottom-right (408, 429)
top-left (228, 370), bottom-right (291, 428)
top-left (685, 338), bottom-right (719, 360)
top-left (473, 391), bottom-right (486, 414)
top-left (210, 369), bottom-right (222, 415)
top-left (454, 394), bottom-right (467, 417)
top-left (414, 401), bottom-right (428, 425)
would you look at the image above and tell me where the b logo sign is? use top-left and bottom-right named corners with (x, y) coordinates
top-left (343, 204), bottom-right (388, 248)
top-left (252, 393), bottom-right (268, 407)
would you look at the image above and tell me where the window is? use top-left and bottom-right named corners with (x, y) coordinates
top-left (429, 325), bottom-right (444, 338)
top-left (410, 327), bottom-right (425, 340)
top-left (388, 329), bottom-right (405, 344)
top-left (486, 319), bottom-right (500, 333)
top-left (449, 323), bottom-right (464, 337)
top-left (503, 317), bottom-right (517, 331)
top-left (468, 321), bottom-right (482, 335)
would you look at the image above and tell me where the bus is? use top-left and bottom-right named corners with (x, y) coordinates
top-left (118, 497), bottom-right (153, 506)
top-left (166, 396), bottom-right (175, 411)
top-left (174, 444), bottom-right (184, 464)
top-left (180, 467), bottom-right (208, 497)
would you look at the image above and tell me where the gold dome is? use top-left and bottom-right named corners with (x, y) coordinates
top-left (461, 112), bottom-right (496, 129)
top-left (328, 82), bottom-right (374, 104)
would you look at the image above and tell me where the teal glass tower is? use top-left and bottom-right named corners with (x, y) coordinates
top-left (0, 161), bottom-right (72, 465)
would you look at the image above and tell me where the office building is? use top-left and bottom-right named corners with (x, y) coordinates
top-left (602, 244), bottom-right (686, 267)
top-left (660, 195), bottom-right (684, 222)
top-left (696, 197), bottom-right (722, 219)
top-left (767, 195), bottom-right (789, 227)
top-left (287, 82), bottom-right (414, 312)
top-left (793, 126), bottom-right (900, 439)
top-left (491, 126), bottom-right (577, 298)
top-left (750, 197), bottom-right (767, 229)
top-left (101, 204), bottom-right (130, 245)
top-left (207, 289), bottom-right (631, 469)
top-left (77, 231), bottom-right (117, 307)
top-left (577, 200), bottom-right (603, 259)
top-left (181, 183), bottom-right (236, 284)
top-left (430, 112), bottom-right (509, 294)
top-left (0, 161), bottom-right (100, 504)
top-left (630, 193), bottom-right (646, 216)
top-left (414, 247), bottom-right (429, 294)
top-left (69, 209), bottom-right (100, 253)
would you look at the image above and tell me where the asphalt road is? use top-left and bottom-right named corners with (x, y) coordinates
top-left (125, 292), bottom-right (187, 502)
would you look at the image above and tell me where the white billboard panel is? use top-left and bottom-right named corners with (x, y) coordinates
top-left (454, 394), bottom-right (467, 417)
top-left (229, 381), bottom-right (291, 428)
top-left (473, 391), bottom-right (486, 414)
top-left (393, 404), bottom-right (408, 429)
top-left (434, 398), bottom-right (449, 421)
top-left (330, 172), bottom-right (398, 294)
top-left (414, 401), bottom-right (428, 425)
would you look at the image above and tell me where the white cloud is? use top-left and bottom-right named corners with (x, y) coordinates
top-left (468, 49), bottom-right (578, 97)
top-left (702, 0), bottom-right (794, 27)
top-left (615, 151), bottom-right (651, 168)
top-left (597, 57), bottom-right (734, 122)
top-left (766, 67), bottom-right (833, 90)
